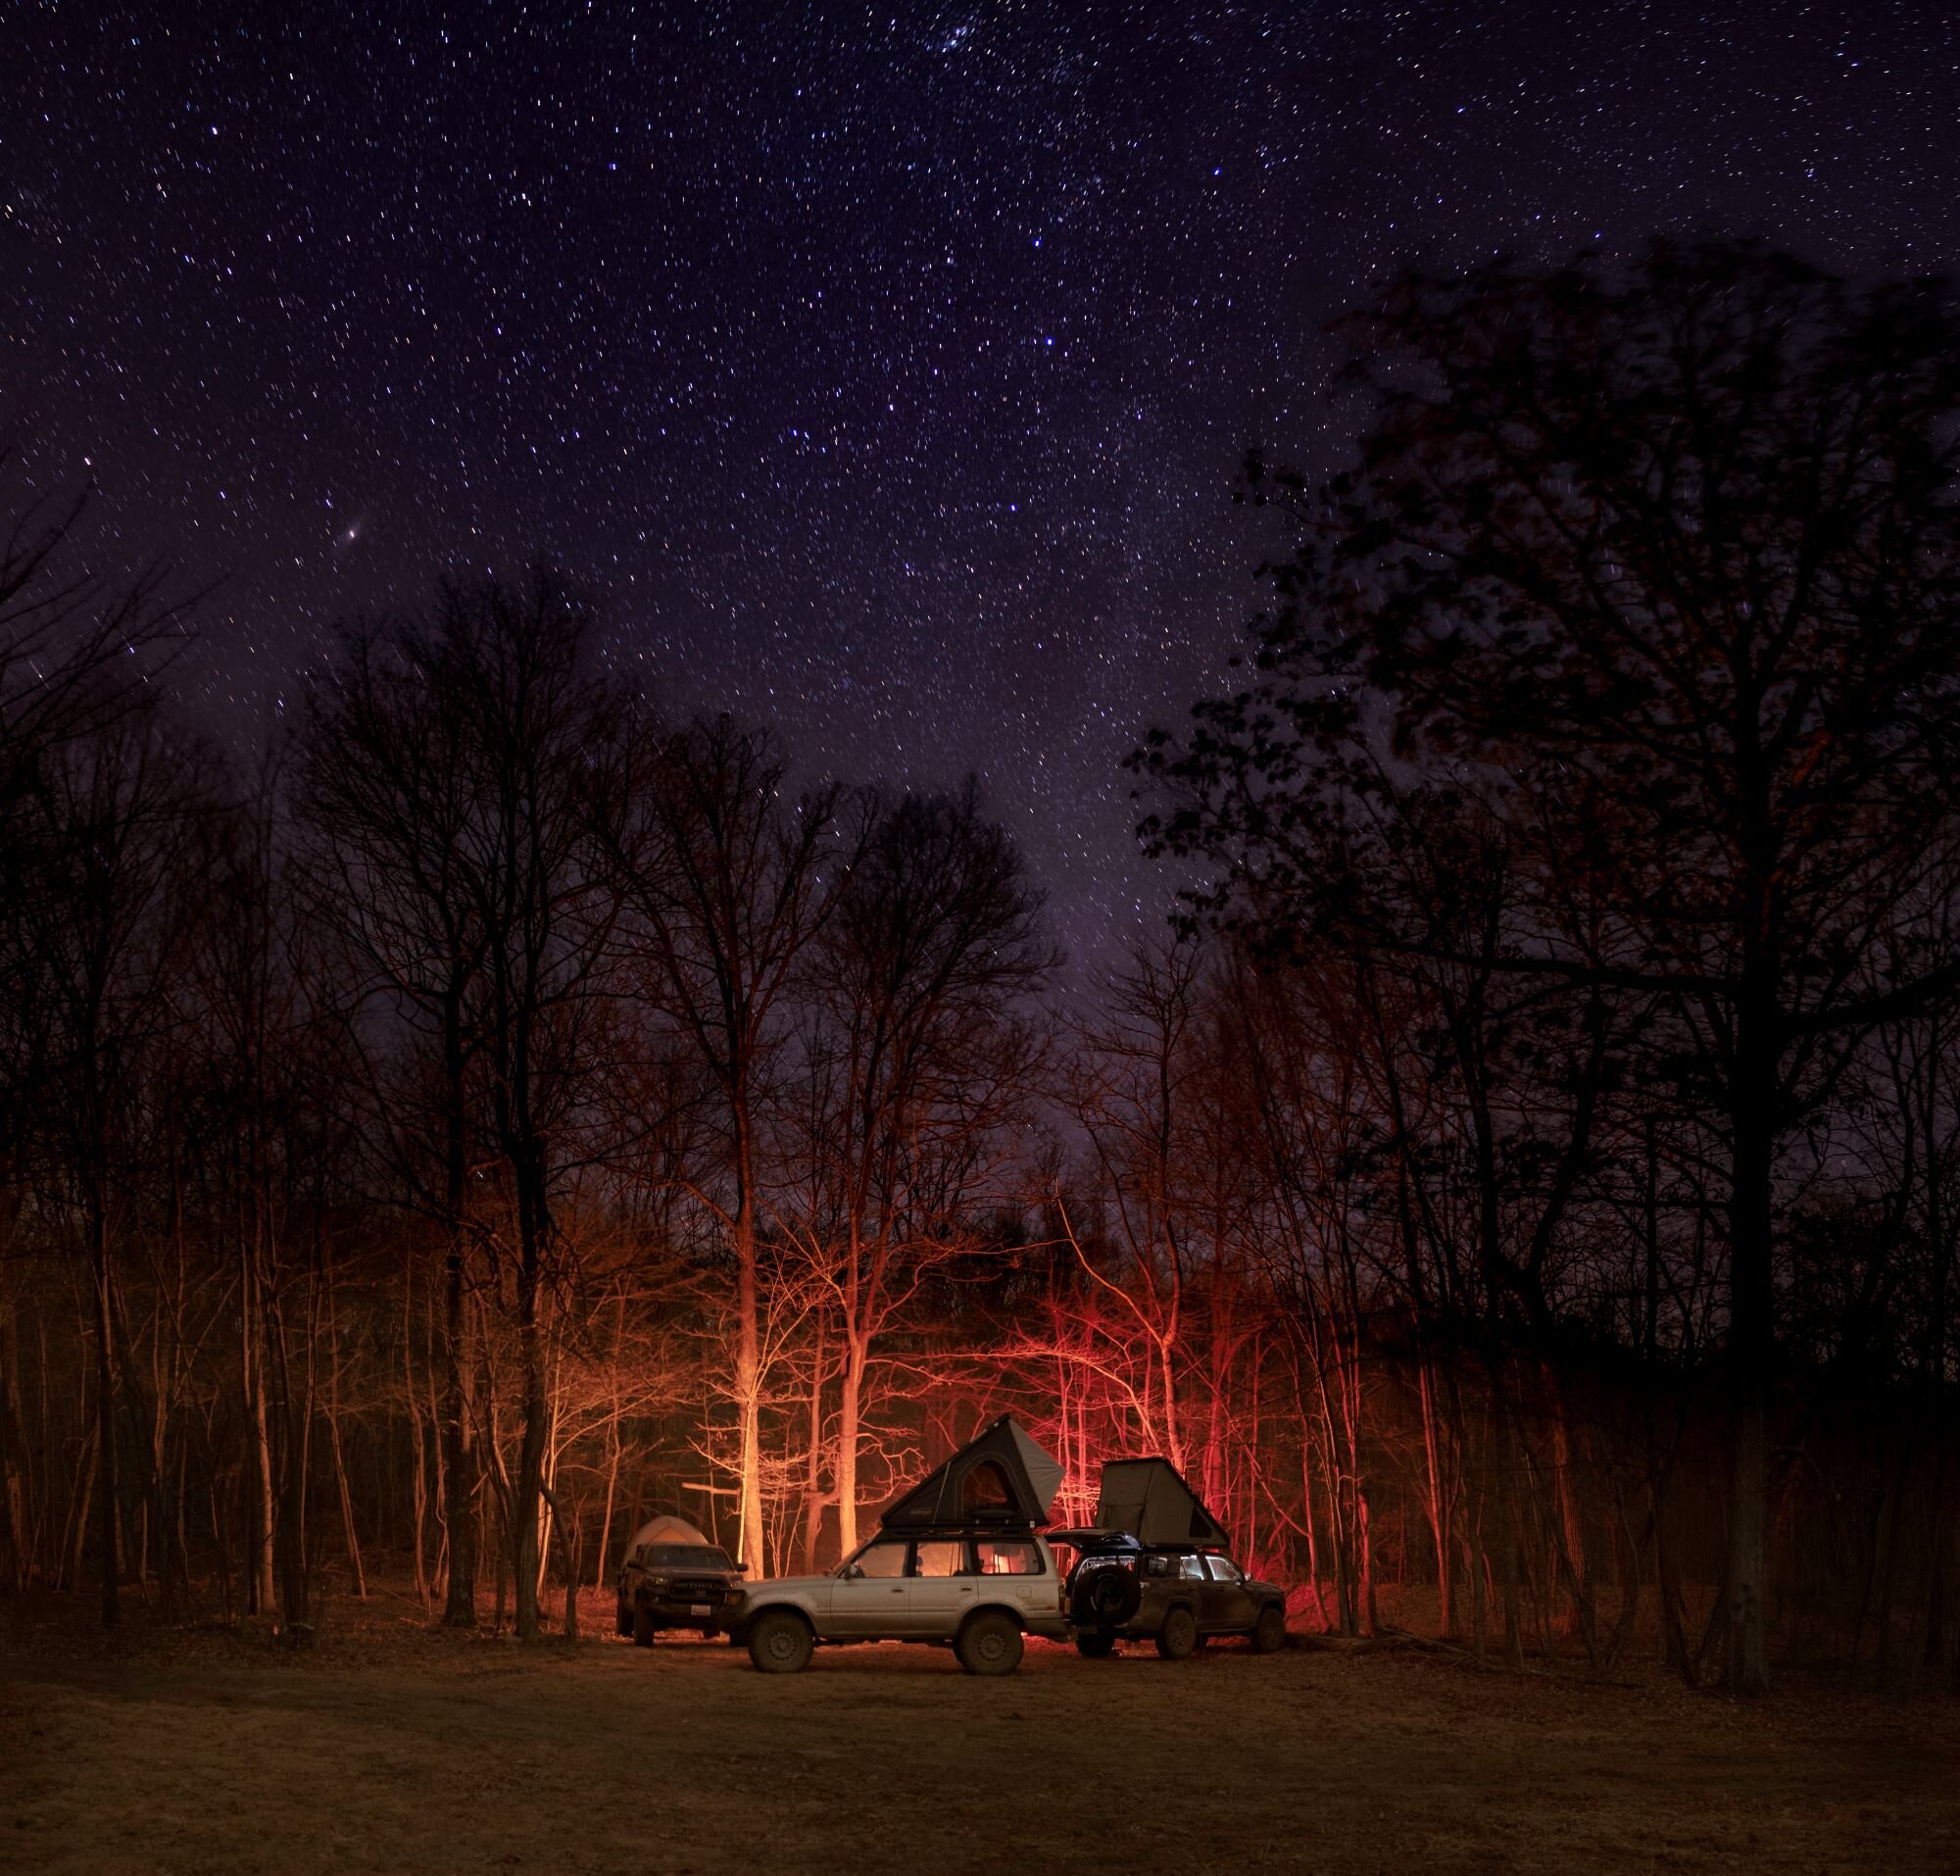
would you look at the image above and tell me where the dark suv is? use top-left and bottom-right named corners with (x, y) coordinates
top-left (613, 1515), bottom-right (746, 1646)
top-left (1055, 1531), bottom-right (1289, 1659)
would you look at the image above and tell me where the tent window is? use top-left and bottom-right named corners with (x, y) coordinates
top-left (961, 1459), bottom-right (1014, 1511)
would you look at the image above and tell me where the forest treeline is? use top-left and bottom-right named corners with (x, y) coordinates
top-left (2, 241), bottom-right (1957, 1696)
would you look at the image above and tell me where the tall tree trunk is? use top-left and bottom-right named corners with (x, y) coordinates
top-left (440, 980), bottom-right (477, 1627)
top-left (439, 1232), bottom-right (476, 1625)
top-left (325, 1280), bottom-right (365, 1598)
top-left (239, 1224), bottom-right (275, 1617)
top-left (1725, 1012), bottom-right (1777, 1695)
top-left (801, 1313), bottom-right (826, 1576)
top-left (404, 1262), bottom-right (430, 1609)
top-left (89, 1203), bottom-right (119, 1629)
top-left (513, 1180), bottom-right (548, 1641)
top-left (732, 1161), bottom-right (764, 1574)
top-left (593, 1294), bottom-right (624, 1592)
top-left (835, 1329), bottom-right (864, 1560)
top-left (1417, 1355), bottom-right (1454, 1636)
top-left (0, 1302), bottom-right (29, 1598)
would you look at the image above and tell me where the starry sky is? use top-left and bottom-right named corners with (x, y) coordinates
top-left (8, 2), bottom-right (1958, 979)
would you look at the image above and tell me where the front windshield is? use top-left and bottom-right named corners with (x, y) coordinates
top-left (640, 1544), bottom-right (733, 1570)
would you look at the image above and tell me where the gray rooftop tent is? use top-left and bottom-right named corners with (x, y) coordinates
top-left (878, 1414), bottom-right (1065, 1530)
top-left (1093, 1457), bottom-right (1229, 1547)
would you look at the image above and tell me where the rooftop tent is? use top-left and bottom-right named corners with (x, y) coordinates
top-left (1094, 1457), bottom-right (1230, 1547)
top-left (878, 1414), bottom-right (1065, 1530)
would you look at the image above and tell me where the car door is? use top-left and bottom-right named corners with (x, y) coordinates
top-left (1201, 1553), bottom-right (1259, 1632)
top-left (829, 1536), bottom-right (911, 1636)
top-left (907, 1537), bottom-right (973, 1636)
top-left (973, 1534), bottom-right (1054, 1628)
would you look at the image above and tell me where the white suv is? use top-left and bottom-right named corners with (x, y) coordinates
top-left (732, 1528), bottom-right (1070, 1675)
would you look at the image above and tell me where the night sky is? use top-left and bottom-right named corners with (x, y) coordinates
top-left (9, 3), bottom-right (1958, 978)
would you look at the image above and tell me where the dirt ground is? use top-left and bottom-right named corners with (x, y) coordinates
top-left (3, 1588), bottom-right (1956, 1875)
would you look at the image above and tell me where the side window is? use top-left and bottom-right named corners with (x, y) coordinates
top-left (913, 1539), bottom-right (967, 1578)
top-left (852, 1540), bottom-right (908, 1579)
top-left (1204, 1555), bottom-right (1243, 1584)
top-left (976, 1537), bottom-right (1042, 1575)
top-left (1175, 1553), bottom-right (1205, 1581)
top-left (961, 1460), bottom-right (1014, 1512)
top-left (1146, 1555), bottom-right (1171, 1578)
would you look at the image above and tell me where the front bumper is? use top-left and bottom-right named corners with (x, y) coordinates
top-left (622, 1584), bottom-right (746, 1630)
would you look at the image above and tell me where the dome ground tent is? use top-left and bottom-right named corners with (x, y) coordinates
top-left (620, 1513), bottom-right (721, 1563)
top-left (877, 1414), bottom-right (1064, 1531)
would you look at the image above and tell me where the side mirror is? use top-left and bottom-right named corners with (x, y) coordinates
top-left (844, 1562), bottom-right (864, 1581)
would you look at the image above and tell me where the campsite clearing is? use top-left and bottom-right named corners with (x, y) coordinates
top-left (3, 1593), bottom-right (1955, 1874)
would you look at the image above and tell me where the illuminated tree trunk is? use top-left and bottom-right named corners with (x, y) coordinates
top-left (325, 1279), bottom-right (365, 1598)
top-left (1417, 1356), bottom-right (1454, 1636)
top-left (513, 1170), bottom-right (549, 1641)
top-left (593, 1291), bottom-right (625, 1591)
top-left (731, 1153), bottom-right (764, 1576)
top-left (835, 1326), bottom-right (865, 1559)
top-left (801, 1312), bottom-right (826, 1575)
top-left (241, 1236), bottom-right (274, 1617)
top-left (440, 979), bottom-right (477, 1628)
top-left (403, 1262), bottom-right (430, 1610)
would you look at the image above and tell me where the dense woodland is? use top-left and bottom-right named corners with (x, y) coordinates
top-left (3, 243), bottom-right (1957, 1696)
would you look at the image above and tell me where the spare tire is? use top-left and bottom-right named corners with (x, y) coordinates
top-left (1070, 1560), bottom-right (1142, 1629)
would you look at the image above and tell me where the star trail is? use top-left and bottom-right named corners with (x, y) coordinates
top-left (8, 2), bottom-right (1957, 972)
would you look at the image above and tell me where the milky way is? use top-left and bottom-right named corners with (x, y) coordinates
top-left (8, 3), bottom-right (1957, 979)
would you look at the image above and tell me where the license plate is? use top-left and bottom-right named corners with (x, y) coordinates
top-left (690, 1603), bottom-right (711, 1616)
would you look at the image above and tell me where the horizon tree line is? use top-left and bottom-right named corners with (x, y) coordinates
top-left (2, 239), bottom-right (1957, 1696)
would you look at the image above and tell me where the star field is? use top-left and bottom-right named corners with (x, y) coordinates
top-left (8, 3), bottom-right (1958, 977)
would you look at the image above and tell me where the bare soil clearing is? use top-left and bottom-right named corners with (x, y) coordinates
top-left (3, 1593), bottom-right (1955, 1875)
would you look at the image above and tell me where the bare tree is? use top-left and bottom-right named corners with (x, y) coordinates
top-left (18, 712), bottom-right (215, 1626)
top-left (791, 780), bottom-right (1052, 1554)
top-left (1140, 241), bottom-right (1960, 1692)
top-left (599, 715), bottom-right (858, 1573)
top-left (301, 568), bottom-right (617, 1637)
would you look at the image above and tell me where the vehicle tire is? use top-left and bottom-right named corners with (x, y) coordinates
top-left (631, 1606), bottom-right (657, 1648)
top-left (747, 1609), bottom-right (814, 1674)
top-left (614, 1600), bottom-right (635, 1639)
top-left (1071, 1562), bottom-right (1142, 1628)
top-left (1154, 1605), bottom-right (1199, 1660)
top-left (1074, 1629), bottom-right (1118, 1658)
top-left (956, 1610), bottom-right (1024, 1677)
top-left (1251, 1604), bottom-right (1288, 1654)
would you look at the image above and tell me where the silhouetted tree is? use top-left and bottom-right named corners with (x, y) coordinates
top-left (302, 568), bottom-right (618, 1638)
top-left (1139, 240), bottom-right (1960, 1692)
